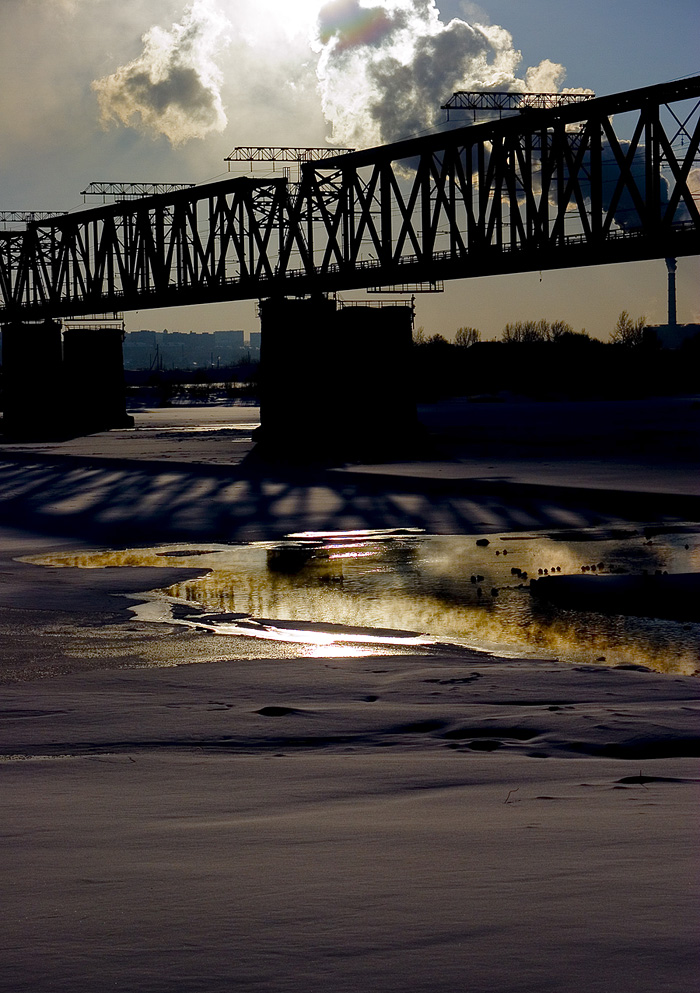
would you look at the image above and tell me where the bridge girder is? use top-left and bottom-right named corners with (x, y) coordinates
top-left (1, 76), bottom-right (698, 321)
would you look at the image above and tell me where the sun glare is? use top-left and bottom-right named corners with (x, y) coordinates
top-left (256, 0), bottom-right (323, 37)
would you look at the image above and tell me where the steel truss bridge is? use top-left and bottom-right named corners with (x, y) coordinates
top-left (1, 76), bottom-right (698, 322)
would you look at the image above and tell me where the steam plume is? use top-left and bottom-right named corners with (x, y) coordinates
top-left (92, 0), bottom-right (230, 145)
top-left (314, 0), bottom-right (568, 147)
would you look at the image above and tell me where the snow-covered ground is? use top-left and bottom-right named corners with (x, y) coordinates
top-left (0, 400), bottom-right (698, 991)
top-left (1, 646), bottom-right (698, 993)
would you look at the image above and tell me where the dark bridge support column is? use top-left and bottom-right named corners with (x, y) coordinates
top-left (257, 296), bottom-right (416, 459)
top-left (62, 326), bottom-right (133, 434)
top-left (1, 320), bottom-right (65, 438)
top-left (1, 320), bottom-right (132, 439)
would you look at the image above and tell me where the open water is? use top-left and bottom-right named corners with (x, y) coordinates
top-left (23, 525), bottom-right (700, 675)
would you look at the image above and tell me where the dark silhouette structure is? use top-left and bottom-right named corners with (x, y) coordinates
top-left (0, 76), bottom-right (698, 446)
top-left (257, 297), bottom-right (414, 456)
top-left (0, 77), bottom-right (697, 319)
top-left (2, 320), bottom-right (132, 438)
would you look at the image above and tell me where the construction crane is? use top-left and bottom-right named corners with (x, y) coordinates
top-left (225, 146), bottom-right (356, 181)
top-left (0, 210), bottom-right (66, 229)
top-left (80, 181), bottom-right (196, 202)
top-left (225, 147), bottom-right (355, 167)
top-left (441, 91), bottom-right (595, 122)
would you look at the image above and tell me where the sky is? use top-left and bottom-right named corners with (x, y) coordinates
top-left (1, 0), bottom-right (698, 339)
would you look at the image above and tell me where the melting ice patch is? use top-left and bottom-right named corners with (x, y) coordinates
top-left (23, 527), bottom-right (700, 673)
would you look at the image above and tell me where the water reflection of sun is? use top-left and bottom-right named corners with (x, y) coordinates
top-left (20, 528), bottom-right (700, 675)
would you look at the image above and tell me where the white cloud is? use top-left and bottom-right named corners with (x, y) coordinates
top-left (525, 59), bottom-right (566, 93)
top-left (313, 0), bottom-right (568, 147)
top-left (92, 0), bottom-right (230, 144)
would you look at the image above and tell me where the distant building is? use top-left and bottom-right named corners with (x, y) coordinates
top-left (122, 330), bottom-right (157, 370)
top-left (645, 324), bottom-right (700, 349)
top-left (122, 329), bottom-right (251, 370)
top-left (212, 330), bottom-right (245, 365)
top-left (248, 332), bottom-right (261, 358)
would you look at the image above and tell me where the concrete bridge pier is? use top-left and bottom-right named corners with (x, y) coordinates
top-left (62, 326), bottom-right (133, 435)
top-left (1, 320), bottom-right (132, 439)
top-left (256, 296), bottom-right (417, 459)
top-left (1, 319), bottom-right (65, 439)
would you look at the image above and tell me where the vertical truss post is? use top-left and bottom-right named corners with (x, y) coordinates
top-left (492, 136), bottom-right (504, 251)
top-left (645, 98), bottom-right (661, 237)
top-left (506, 137), bottom-right (519, 251)
top-left (448, 146), bottom-right (458, 259)
top-left (341, 168), bottom-right (351, 267)
top-left (554, 121), bottom-right (567, 248)
top-left (421, 155), bottom-right (431, 263)
top-left (380, 162), bottom-right (392, 266)
top-left (523, 129), bottom-right (534, 246)
top-left (589, 120), bottom-right (603, 246)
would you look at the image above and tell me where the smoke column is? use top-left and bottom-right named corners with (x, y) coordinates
top-left (313, 0), bottom-right (568, 147)
top-left (92, 0), bottom-right (230, 144)
top-left (91, 0), bottom-right (572, 149)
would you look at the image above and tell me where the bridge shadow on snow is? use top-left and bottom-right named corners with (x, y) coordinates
top-left (0, 452), bottom-right (696, 548)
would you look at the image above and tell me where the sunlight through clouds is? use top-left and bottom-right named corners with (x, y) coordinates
top-left (313, 0), bottom-right (568, 146)
top-left (90, 0), bottom-right (570, 148)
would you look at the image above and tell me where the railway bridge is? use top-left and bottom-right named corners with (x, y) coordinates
top-left (1, 76), bottom-right (698, 447)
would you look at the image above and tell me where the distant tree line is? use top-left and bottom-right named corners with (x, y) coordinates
top-left (411, 312), bottom-right (699, 401)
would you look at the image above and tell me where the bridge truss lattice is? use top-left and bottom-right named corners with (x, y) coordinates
top-left (1, 76), bottom-right (698, 321)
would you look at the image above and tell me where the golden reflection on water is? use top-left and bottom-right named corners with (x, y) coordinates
top-left (22, 527), bottom-right (700, 674)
